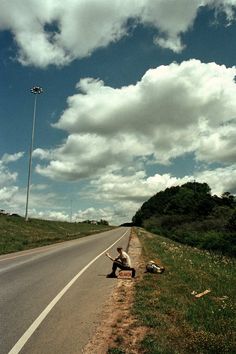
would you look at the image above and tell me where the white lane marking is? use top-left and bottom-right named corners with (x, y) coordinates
top-left (8, 229), bottom-right (129, 354)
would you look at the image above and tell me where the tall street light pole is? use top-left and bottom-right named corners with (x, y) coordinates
top-left (25, 86), bottom-right (43, 221)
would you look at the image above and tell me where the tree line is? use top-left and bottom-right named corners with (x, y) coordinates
top-left (132, 182), bottom-right (236, 256)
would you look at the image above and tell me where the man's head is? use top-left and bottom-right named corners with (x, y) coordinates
top-left (117, 247), bottom-right (123, 254)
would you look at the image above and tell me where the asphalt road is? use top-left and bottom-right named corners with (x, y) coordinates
top-left (0, 227), bottom-right (131, 354)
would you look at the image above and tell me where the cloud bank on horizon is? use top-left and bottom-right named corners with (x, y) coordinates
top-left (1, 0), bottom-right (236, 224)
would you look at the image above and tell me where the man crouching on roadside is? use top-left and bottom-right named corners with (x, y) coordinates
top-left (106, 247), bottom-right (136, 278)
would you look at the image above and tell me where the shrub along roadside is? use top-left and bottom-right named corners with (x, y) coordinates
top-left (146, 222), bottom-right (236, 257)
top-left (132, 228), bottom-right (236, 354)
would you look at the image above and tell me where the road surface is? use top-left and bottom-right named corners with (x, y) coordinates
top-left (0, 227), bottom-right (131, 354)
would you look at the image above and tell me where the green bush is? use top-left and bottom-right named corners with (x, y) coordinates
top-left (227, 210), bottom-right (236, 231)
top-left (132, 182), bottom-right (236, 256)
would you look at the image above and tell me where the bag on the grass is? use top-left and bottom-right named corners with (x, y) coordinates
top-left (146, 260), bottom-right (165, 274)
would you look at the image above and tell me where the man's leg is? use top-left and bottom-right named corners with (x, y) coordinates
top-left (106, 261), bottom-right (122, 278)
top-left (112, 261), bottom-right (119, 273)
top-left (116, 263), bottom-right (136, 277)
top-left (118, 264), bottom-right (136, 278)
top-left (107, 262), bottom-right (136, 278)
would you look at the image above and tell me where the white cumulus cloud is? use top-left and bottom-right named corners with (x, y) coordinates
top-left (85, 171), bottom-right (191, 203)
top-left (196, 165), bottom-right (236, 195)
top-left (2, 152), bottom-right (24, 163)
top-left (35, 60), bottom-right (236, 181)
top-left (0, 155), bottom-right (19, 187)
top-left (0, 153), bottom-right (21, 209)
top-left (1, 0), bottom-right (236, 67)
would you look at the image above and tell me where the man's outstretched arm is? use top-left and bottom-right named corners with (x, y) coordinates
top-left (105, 252), bottom-right (115, 261)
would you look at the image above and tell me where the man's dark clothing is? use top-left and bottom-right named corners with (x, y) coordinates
top-left (111, 260), bottom-right (136, 278)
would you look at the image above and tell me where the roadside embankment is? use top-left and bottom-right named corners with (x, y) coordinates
top-left (84, 227), bottom-right (236, 354)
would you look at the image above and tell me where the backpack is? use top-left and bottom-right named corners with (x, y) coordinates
top-left (146, 261), bottom-right (165, 274)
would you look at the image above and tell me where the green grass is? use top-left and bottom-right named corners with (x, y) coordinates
top-left (107, 349), bottom-right (126, 354)
top-left (0, 215), bottom-right (114, 254)
top-left (133, 228), bottom-right (236, 354)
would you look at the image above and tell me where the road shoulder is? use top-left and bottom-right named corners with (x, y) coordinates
top-left (82, 227), bottom-right (147, 353)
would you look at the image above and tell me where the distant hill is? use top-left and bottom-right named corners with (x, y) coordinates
top-left (132, 182), bottom-right (236, 256)
top-left (119, 222), bottom-right (134, 227)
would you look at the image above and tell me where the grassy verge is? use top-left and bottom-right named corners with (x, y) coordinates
top-left (0, 216), bottom-right (114, 254)
top-left (133, 228), bottom-right (236, 354)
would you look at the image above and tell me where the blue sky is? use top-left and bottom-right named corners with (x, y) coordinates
top-left (1, 0), bottom-right (236, 224)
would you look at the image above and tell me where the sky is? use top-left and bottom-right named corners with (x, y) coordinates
top-left (1, 0), bottom-right (236, 225)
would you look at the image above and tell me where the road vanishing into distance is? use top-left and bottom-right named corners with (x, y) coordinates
top-left (0, 227), bottom-right (131, 354)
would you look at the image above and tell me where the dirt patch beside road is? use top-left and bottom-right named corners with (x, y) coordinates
top-left (82, 228), bottom-right (147, 354)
